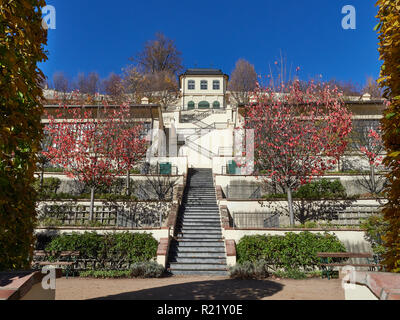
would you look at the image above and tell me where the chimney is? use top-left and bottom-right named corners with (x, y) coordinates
top-left (141, 97), bottom-right (149, 105)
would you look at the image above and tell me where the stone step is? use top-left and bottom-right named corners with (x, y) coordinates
top-left (187, 185), bottom-right (215, 188)
top-left (180, 217), bottom-right (221, 222)
top-left (169, 263), bottom-right (227, 271)
top-left (182, 204), bottom-right (219, 212)
top-left (177, 235), bottom-right (223, 240)
top-left (187, 187), bottom-right (215, 189)
top-left (184, 203), bottom-right (217, 206)
top-left (170, 246), bottom-right (226, 253)
top-left (180, 216), bottom-right (220, 221)
top-left (182, 210), bottom-right (219, 213)
top-left (173, 241), bottom-right (224, 247)
top-left (177, 229), bottom-right (222, 234)
top-left (183, 207), bottom-right (219, 211)
top-left (179, 227), bottom-right (222, 231)
top-left (183, 208), bottom-right (218, 211)
top-left (179, 217), bottom-right (220, 222)
top-left (168, 270), bottom-right (228, 276)
top-left (180, 222), bottom-right (222, 227)
top-left (184, 203), bottom-right (218, 206)
top-left (169, 257), bottom-right (227, 264)
top-left (171, 252), bottom-right (226, 258)
top-left (182, 210), bottom-right (220, 214)
top-left (185, 195), bottom-right (216, 198)
top-left (185, 197), bottom-right (217, 204)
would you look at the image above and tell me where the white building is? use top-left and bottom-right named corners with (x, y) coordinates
top-left (179, 69), bottom-right (229, 111)
top-left (159, 68), bottom-right (245, 171)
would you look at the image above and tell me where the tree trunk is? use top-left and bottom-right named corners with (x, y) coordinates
top-left (287, 187), bottom-right (295, 227)
top-left (370, 164), bottom-right (376, 195)
top-left (89, 186), bottom-right (95, 221)
top-left (126, 170), bottom-right (130, 196)
top-left (40, 167), bottom-right (44, 190)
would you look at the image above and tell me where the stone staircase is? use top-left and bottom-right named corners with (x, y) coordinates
top-left (168, 168), bottom-right (228, 275)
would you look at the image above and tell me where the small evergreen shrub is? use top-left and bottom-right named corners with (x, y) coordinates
top-left (360, 213), bottom-right (389, 263)
top-left (294, 179), bottom-right (346, 199)
top-left (262, 179), bottom-right (347, 200)
top-left (79, 270), bottom-right (132, 279)
top-left (229, 260), bottom-right (270, 279)
top-left (33, 177), bottom-right (61, 199)
top-left (236, 232), bottom-right (346, 271)
top-left (130, 261), bottom-right (165, 278)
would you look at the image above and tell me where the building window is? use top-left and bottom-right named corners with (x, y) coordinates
top-left (188, 80), bottom-right (195, 90)
top-left (201, 80), bottom-right (208, 90)
top-left (213, 80), bottom-right (220, 90)
top-left (213, 101), bottom-right (220, 109)
top-left (198, 101), bottom-right (210, 109)
top-left (187, 101), bottom-right (195, 110)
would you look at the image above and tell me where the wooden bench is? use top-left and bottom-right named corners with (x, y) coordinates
top-left (317, 252), bottom-right (382, 280)
top-left (33, 250), bottom-right (80, 278)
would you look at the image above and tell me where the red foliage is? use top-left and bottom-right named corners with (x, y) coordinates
top-left (44, 103), bottom-right (147, 188)
top-left (245, 80), bottom-right (353, 191)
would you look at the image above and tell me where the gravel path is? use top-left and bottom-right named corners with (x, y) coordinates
top-left (55, 276), bottom-right (345, 300)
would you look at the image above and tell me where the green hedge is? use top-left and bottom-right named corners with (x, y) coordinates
top-left (263, 178), bottom-right (347, 200)
top-left (45, 232), bottom-right (158, 269)
top-left (79, 262), bottom-right (165, 278)
top-left (236, 232), bottom-right (346, 271)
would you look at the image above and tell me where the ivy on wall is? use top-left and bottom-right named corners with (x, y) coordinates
top-left (376, 0), bottom-right (400, 272)
top-left (0, 0), bottom-right (48, 270)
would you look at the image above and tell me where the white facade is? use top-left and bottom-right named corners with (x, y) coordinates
top-left (179, 69), bottom-right (229, 111)
top-left (158, 68), bottom-right (244, 169)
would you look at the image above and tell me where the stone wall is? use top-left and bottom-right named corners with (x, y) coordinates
top-left (215, 175), bottom-right (387, 199)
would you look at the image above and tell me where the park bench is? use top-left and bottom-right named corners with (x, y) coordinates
top-left (317, 252), bottom-right (382, 280)
top-left (33, 250), bottom-right (80, 278)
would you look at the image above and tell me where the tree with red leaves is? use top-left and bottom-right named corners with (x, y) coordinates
top-left (355, 127), bottom-right (386, 196)
top-left (245, 80), bottom-right (352, 225)
top-left (116, 118), bottom-right (148, 195)
top-left (45, 104), bottom-right (146, 219)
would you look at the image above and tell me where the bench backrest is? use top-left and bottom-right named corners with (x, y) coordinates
top-left (34, 250), bottom-right (80, 257)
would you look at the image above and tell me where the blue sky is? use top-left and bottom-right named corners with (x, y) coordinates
top-left (41, 0), bottom-right (381, 87)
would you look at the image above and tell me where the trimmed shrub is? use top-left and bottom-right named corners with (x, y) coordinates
top-left (130, 261), bottom-right (165, 278)
top-left (360, 213), bottom-right (389, 263)
top-left (45, 232), bottom-right (158, 270)
top-left (236, 232), bottom-right (346, 271)
top-left (79, 262), bottom-right (165, 278)
top-left (229, 260), bottom-right (270, 279)
top-left (79, 270), bottom-right (132, 279)
top-left (33, 177), bottom-right (61, 193)
top-left (263, 179), bottom-right (347, 200)
top-left (294, 179), bottom-right (347, 199)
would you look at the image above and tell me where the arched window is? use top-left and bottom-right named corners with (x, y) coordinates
top-left (213, 101), bottom-right (220, 109)
top-left (187, 101), bottom-right (195, 110)
top-left (198, 101), bottom-right (210, 109)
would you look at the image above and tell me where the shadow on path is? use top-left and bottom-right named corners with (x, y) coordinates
top-left (90, 278), bottom-right (284, 300)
